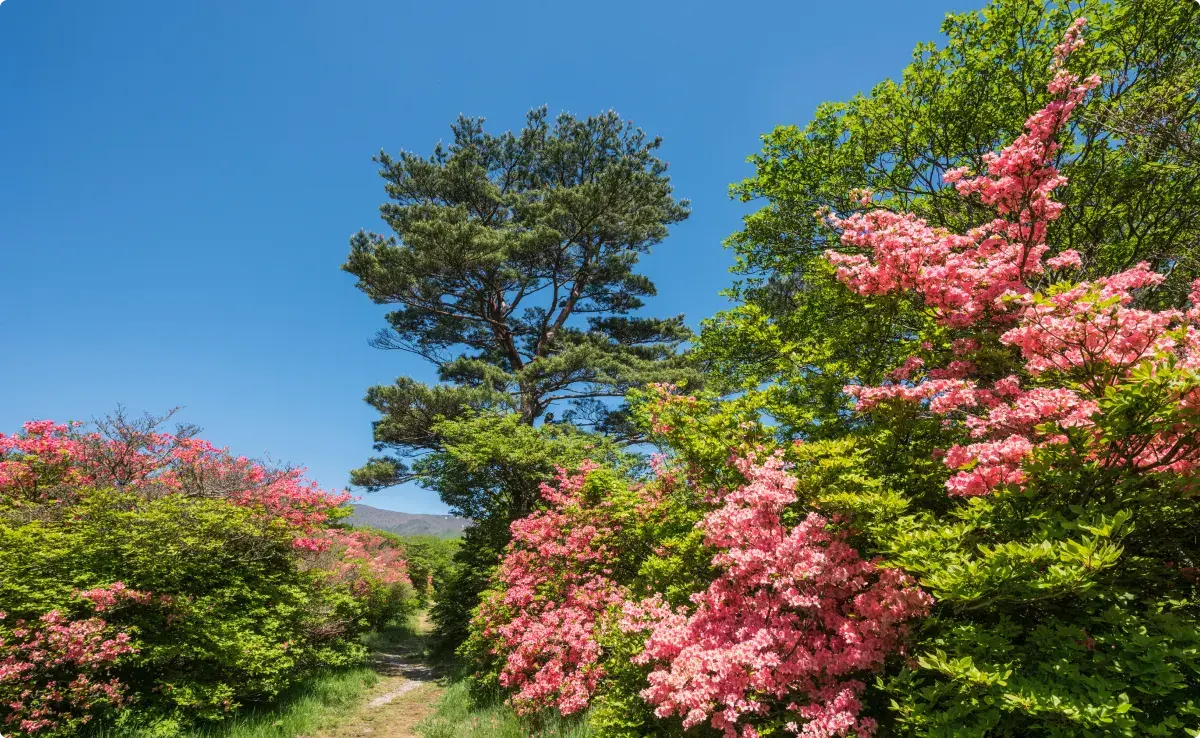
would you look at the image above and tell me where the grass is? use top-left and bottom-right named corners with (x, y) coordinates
top-left (89, 614), bottom-right (423, 738)
top-left (86, 612), bottom-right (592, 738)
top-left (89, 667), bottom-right (381, 738)
top-left (415, 680), bottom-right (593, 738)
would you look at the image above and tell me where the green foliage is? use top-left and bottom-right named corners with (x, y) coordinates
top-left (371, 531), bottom-right (461, 603)
top-left (0, 490), bottom-right (411, 727)
top-left (417, 680), bottom-right (594, 738)
top-left (701, 0), bottom-right (1200, 435)
top-left (587, 619), bottom-right (691, 738)
top-left (88, 614), bottom-right (426, 738)
top-left (854, 366), bottom-right (1200, 735)
top-left (418, 414), bottom-right (633, 522)
top-left (584, 480), bottom-right (712, 738)
top-left (343, 107), bottom-right (696, 492)
top-left (87, 668), bottom-right (380, 738)
top-left (884, 598), bottom-right (1200, 736)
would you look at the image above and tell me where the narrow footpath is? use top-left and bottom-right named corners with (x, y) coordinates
top-left (314, 612), bottom-right (444, 738)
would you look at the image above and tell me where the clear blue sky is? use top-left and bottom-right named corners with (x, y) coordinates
top-left (0, 0), bottom-right (967, 514)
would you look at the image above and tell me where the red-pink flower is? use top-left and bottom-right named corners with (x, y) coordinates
top-left (315, 529), bottom-right (412, 595)
top-left (0, 611), bottom-right (135, 734)
top-left (625, 457), bottom-right (931, 738)
top-left (471, 463), bottom-right (629, 716)
top-left (828, 19), bottom-right (1200, 495)
top-left (0, 422), bottom-right (352, 545)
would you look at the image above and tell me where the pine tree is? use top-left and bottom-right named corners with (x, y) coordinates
top-left (344, 107), bottom-right (691, 509)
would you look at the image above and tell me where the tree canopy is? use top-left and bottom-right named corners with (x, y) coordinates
top-left (344, 108), bottom-right (694, 496)
top-left (700, 0), bottom-right (1200, 436)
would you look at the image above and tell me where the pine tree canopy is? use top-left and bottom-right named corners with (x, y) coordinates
top-left (344, 107), bottom-right (694, 491)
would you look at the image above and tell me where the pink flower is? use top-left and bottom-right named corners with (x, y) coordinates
top-left (470, 464), bottom-right (628, 716)
top-left (824, 22), bottom-right (1099, 331)
top-left (827, 19), bottom-right (1200, 495)
top-left (626, 457), bottom-right (931, 737)
top-left (0, 611), bottom-right (135, 732)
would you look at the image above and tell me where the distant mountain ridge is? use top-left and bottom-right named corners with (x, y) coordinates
top-left (344, 504), bottom-right (470, 538)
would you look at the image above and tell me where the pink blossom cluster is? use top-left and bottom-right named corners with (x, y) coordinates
top-left (0, 421), bottom-right (352, 545)
top-left (825, 20), bottom-right (1099, 330)
top-left (0, 610), bottom-right (135, 734)
top-left (0, 420), bottom-right (398, 731)
top-left (471, 463), bottom-right (630, 716)
top-left (827, 20), bottom-right (1200, 495)
top-left (846, 262), bottom-right (1200, 495)
top-left (75, 583), bottom-right (156, 613)
top-left (623, 456), bottom-right (931, 738)
top-left (318, 529), bottom-right (412, 596)
top-left (0, 421), bottom-right (90, 505)
top-left (1000, 264), bottom-right (1186, 381)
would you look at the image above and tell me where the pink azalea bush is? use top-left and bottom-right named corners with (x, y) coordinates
top-left (465, 463), bottom-right (630, 716)
top-left (321, 529), bottom-right (413, 594)
top-left (622, 456), bottom-right (930, 738)
top-left (0, 414), bottom-right (414, 733)
top-left (459, 21), bottom-right (1200, 735)
top-left (467, 453), bottom-right (930, 737)
top-left (0, 610), bottom-right (135, 736)
top-left (825, 18), bottom-right (1200, 496)
top-left (0, 420), bottom-right (351, 541)
top-left (825, 19), bottom-right (1098, 330)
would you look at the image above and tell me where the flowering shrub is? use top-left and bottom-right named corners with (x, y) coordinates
top-left (623, 456), bottom-right (930, 738)
top-left (306, 529), bottom-right (415, 631)
top-left (321, 529), bottom-right (413, 593)
top-left (0, 412), bottom-right (414, 734)
top-left (467, 451), bottom-right (930, 737)
top-left (825, 19), bottom-right (1097, 330)
top-left (808, 18), bottom-right (1200, 735)
top-left (0, 418), bottom-right (351, 542)
top-left (0, 610), bottom-right (134, 736)
top-left (464, 463), bottom-right (631, 716)
top-left (462, 17), bottom-right (1200, 737)
top-left (825, 18), bottom-right (1200, 499)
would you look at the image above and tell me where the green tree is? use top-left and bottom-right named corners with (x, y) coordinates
top-left (701, 0), bottom-right (1200, 435)
top-left (344, 107), bottom-right (692, 503)
top-left (343, 109), bottom-right (692, 646)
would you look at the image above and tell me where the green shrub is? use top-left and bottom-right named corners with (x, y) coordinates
top-left (0, 414), bottom-right (415, 735)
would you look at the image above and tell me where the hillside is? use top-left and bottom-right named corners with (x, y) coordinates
top-left (344, 504), bottom-right (470, 538)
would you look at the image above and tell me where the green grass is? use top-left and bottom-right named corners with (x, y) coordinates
top-left (415, 681), bottom-right (593, 738)
top-left (89, 614), bottom-right (424, 738)
top-left (83, 612), bottom-right (591, 738)
top-left (88, 667), bottom-right (380, 738)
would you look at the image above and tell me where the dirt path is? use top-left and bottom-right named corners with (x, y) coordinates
top-left (314, 612), bottom-right (444, 738)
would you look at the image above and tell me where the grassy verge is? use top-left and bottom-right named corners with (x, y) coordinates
top-left (415, 680), bottom-right (592, 738)
top-left (90, 616), bottom-right (421, 738)
top-left (90, 668), bottom-right (381, 738)
top-left (87, 612), bottom-right (589, 738)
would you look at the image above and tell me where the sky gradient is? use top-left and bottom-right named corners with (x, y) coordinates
top-left (0, 0), bottom-right (967, 513)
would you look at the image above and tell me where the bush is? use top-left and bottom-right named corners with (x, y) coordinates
top-left (369, 531), bottom-right (461, 604)
top-left (461, 19), bottom-right (1200, 737)
top-left (0, 412), bottom-right (415, 735)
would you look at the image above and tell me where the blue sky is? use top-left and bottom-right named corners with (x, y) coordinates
top-left (0, 0), bottom-right (966, 514)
